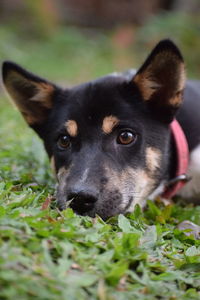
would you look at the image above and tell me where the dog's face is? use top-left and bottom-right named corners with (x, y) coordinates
top-left (2, 40), bottom-right (185, 219)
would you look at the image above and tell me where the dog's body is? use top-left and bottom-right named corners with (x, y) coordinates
top-left (2, 40), bottom-right (200, 220)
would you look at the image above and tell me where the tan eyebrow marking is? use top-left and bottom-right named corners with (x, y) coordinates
top-left (65, 120), bottom-right (78, 137)
top-left (102, 115), bottom-right (119, 134)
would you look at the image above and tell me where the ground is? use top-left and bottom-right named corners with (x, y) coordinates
top-left (0, 22), bottom-right (200, 300)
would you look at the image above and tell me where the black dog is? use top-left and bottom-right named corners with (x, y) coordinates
top-left (2, 39), bottom-right (200, 220)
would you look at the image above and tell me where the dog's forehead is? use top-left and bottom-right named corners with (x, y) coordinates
top-left (58, 74), bottom-right (141, 125)
top-left (69, 74), bottom-right (127, 107)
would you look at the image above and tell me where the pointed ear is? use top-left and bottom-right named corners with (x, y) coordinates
top-left (133, 40), bottom-right (186, 123)
top-left (2, 61), bottom-right (57, 126)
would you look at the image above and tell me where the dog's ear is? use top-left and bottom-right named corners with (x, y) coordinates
top-left (133, 40), bottom-right (186, 123)
top-left (2, 61), bottom-right (57, 127)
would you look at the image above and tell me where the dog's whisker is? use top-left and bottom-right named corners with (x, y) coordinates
top-left (66, 197), bottom-right (74, 208)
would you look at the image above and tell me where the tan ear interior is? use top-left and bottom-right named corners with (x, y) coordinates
top-left (133, 51), bottom-right (186, 106)
top-left (134, 70), bottom-right (162, 101)
top-left (4, 71), bottom-right (55, 125)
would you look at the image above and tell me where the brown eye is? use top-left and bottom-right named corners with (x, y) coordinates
top-left (58, 135), bottom-right (70, 149)
top-left (117, 131), bottom-right (136, 145)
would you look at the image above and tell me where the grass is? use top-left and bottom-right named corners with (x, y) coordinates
top-left (1, 20), bottom-right (200, 299)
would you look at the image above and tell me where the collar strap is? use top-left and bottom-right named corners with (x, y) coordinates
top-left (161, 119), bottom-right (190, 199)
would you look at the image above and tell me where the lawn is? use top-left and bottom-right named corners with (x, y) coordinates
top-left (0, 22), bottom-right (200, 300)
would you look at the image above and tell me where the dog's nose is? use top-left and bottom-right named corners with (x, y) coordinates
top-left (67, 190), bottom-right (98, 214)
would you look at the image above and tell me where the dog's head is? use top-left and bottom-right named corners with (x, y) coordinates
top-left (2, 40), bottom-right (185, 219)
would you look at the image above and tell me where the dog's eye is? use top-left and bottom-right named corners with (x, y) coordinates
top-left (117, 131), bottom-right (136, 145)
top-left (57, 135), bottom-right (70, 149)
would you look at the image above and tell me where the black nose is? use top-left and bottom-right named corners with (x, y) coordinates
top-left (68, 190), bottom-right (98, 214)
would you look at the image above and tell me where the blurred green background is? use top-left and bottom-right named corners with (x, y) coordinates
top-left (1, 0), bottom-right (200, 85)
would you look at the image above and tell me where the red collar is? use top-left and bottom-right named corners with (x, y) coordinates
top-left (161, 119), bottom-right (190, 199)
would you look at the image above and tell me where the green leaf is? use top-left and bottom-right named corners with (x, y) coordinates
top-left (185, 246), bottom-right (200, 257)
top-left (118, 214), bottom-right (132, 232)
top-left (0, 206), bottom-right (6, 218)
top-left (140, 225), bottom-right (157, 248)
top-left (106, 260), bottom-right (128, 285)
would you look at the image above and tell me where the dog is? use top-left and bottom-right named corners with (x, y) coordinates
top-left (2, 39), bottom-right (200, 221)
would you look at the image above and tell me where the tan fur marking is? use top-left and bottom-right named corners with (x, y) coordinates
top-left (176, 62), bottom-right (186, 91)
top-left (128, 169), bottom-right (155, 211)
top-left (57, 166), bottom-right (69, 180)
top-left (104, 165), bottom-right (135, 207)
top-left (146, 147), bottom-right (161, 173)
top-left (102, 115), bottom-right (119, 134)
top-left (104, 165), bottom-right (156, 212)
top-left (134, 72), bottom-right (161, 101)
top-left (21, 112), bottom-right (39, 125)
top-left (6, 72), bottom-right (54, 108)
top-left (65, 120), bottom-right (78, 137)
top-left (56, 165), bottom-right (72, 210)
top-left (133, 53), bottom-right (186, 103)
top-left (30, 82), bottom-right (54, 108)
top-left (169, 92), bottom-right (182, 106)
top-left (57, 166), bottom-right (71, 189)
top-left (50, 156), bottom-right (56, 175)
top-left (4, 71), bottom-right (55, 125)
